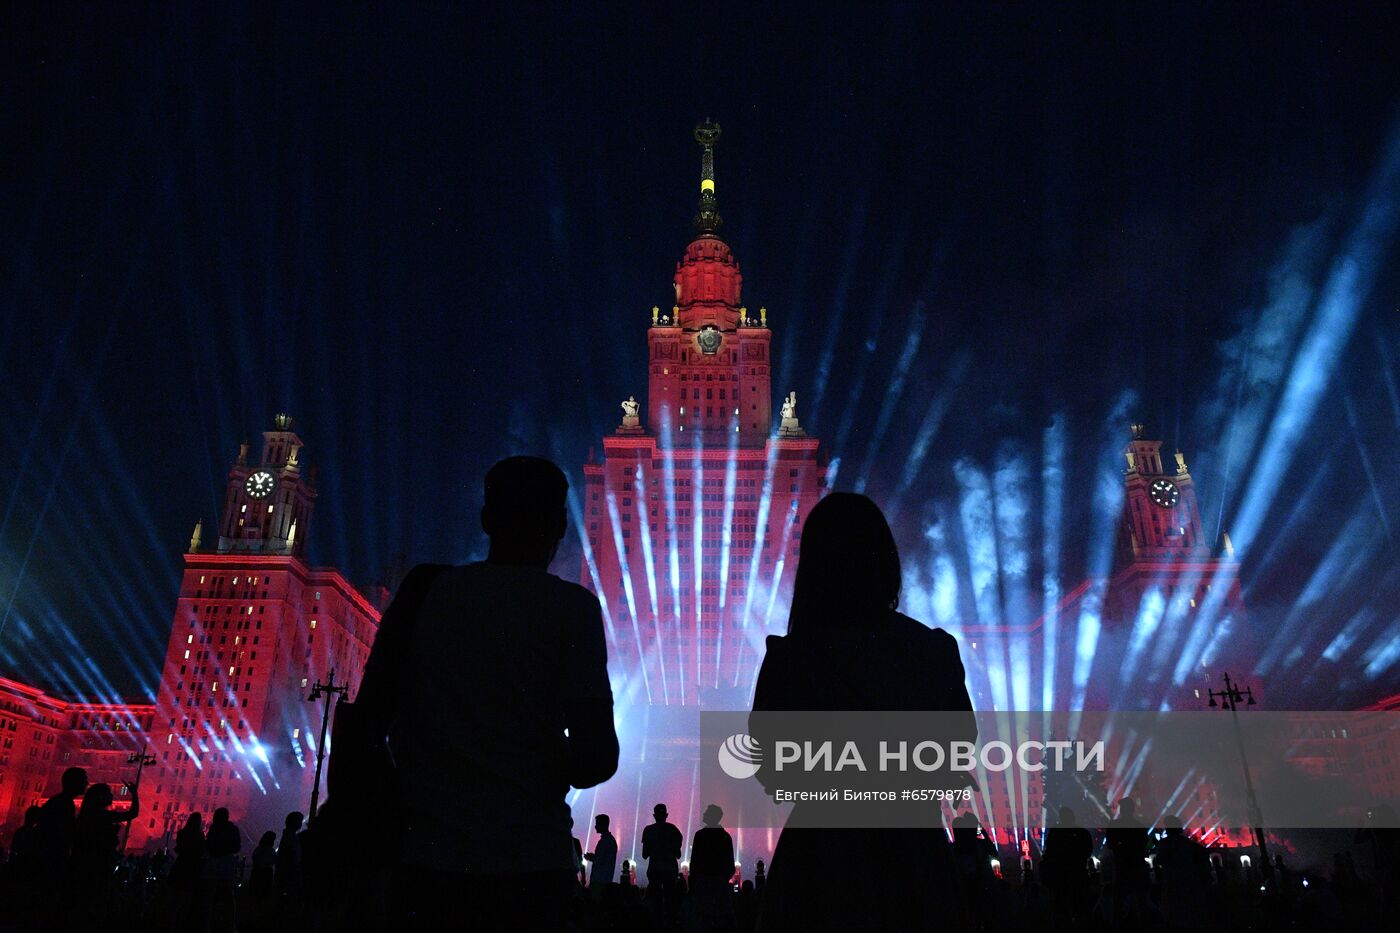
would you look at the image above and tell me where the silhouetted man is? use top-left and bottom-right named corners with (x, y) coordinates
top-left (1041, 805), bottom-right (1093, 932)
top-left (1152, 814), bottom-right (1211, 930)
top-left (641, 803), bottom-right (683, 897)
top-left (585, 813), bottom-right (618, 897)
top-left (377, 457), bottom-right (619, 930)
top-left (275, 811), bottom-right (304, 903)
top-left (686, 802), bottom-right (737, 928)
top-left (1105, 796), bottom-right (1149, 925)
top-left (690, 804), bottom-right (734, 885)
top-left (36, 767), bottom-right (87, 872)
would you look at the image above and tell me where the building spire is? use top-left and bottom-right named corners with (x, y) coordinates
top-left (693, 120), bottom-right (723, 235)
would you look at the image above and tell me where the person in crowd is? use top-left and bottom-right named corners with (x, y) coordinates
top-left (200, 807), bottom-right (240, 933)
top-left (1104, 796), bottom-right (1149, 926)
top-left (3, 805), bottom-right (42, 888)
top-left (275, 810), bottom-right (304, 906)
top-left (1357, 803), bottom-right (1400, 914)
top-left (749, 492), bottom-right (976, 932)
top-left (951, 810), bottom-right (999, 923)
top-left (641, 803), bottom-right (682, 904)
top-left (1151, 814), bottom-right (1211, 931)
top-left (1041, 805), bottom-right (1094, 932)
top-left (571, 817), bottom-right (587, 888)
top-left (247, 828), bottom-right (278, 924)
top-left (71, 781), bottom-right (141, 923)
top-left (690, 804), bottom-right (735, 886)
top-left (35, 766), bottom-right (88, 886)
top-left (586, 813), bottom-right (619, 897)
top-left (683, 804), bottom-right (736, 932)
top-left (356, 456), bottom-right (618, 930)
top-left (168, 811), bottom-right (205, 930)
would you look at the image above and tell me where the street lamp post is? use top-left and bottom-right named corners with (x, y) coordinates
top-left (306, 669), bottom-right (349, 822)
top-left (121, 742), bottom-right (157, 854)
top-left (1207, 672), bottom-right (1273, 883)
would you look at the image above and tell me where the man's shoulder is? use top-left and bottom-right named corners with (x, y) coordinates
top-left (449, 563), bottom-right (599, 605)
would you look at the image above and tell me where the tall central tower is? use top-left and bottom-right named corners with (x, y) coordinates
top-left (582, 124), bottom-right (824, 710)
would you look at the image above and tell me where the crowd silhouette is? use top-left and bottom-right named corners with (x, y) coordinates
top-left (1, 458), bottom-right (1396, 931)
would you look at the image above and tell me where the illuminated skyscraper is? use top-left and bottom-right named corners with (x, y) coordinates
top-left (581, 124), bottom-right (825, 712)
top-left (133, 416), bottom-right (384, 848)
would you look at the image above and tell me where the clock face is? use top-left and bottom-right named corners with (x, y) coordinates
top-left (245, 471), bottom-right (275, 499)
top-left (1149, 478), bottom-right (1179, 509)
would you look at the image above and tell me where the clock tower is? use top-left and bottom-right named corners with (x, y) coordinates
top-left (216, 413), bottom-right (316, 556)
top-left (1106, 423), bottom-right (1247, 697)
top-left (1117, 422), bottom-right (1208, 562)
top-left (134, 416), bottom-right (381, 851)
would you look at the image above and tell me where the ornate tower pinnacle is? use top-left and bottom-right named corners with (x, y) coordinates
top-left (693, 120), bottom-right (723, 235)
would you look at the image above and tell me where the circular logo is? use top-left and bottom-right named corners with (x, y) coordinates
top-left (718, 733), bottom-right (763, 780)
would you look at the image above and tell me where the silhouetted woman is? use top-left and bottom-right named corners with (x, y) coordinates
top-left (72, 781), bottom-right (140, 923)
top-left (201, 807), bottom-right (241, 932)
top-left (169, 811), bottom-right (205, 917)
top-left (750, 493), bottom-right (975, 932)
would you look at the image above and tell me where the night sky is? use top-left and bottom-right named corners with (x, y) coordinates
top-left (3, 3), bottom-right (1399, 707)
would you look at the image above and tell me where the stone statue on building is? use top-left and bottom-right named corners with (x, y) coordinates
top-left (778, 391), bottom-right (805, 437)
top-left (618, 396), bottom-right (643, 434)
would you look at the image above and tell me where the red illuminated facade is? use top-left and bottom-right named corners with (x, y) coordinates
top-left (0, 678), bottom-right (155, 837)
top-left (581, 124), bottom-right (824, 709)
top-left (132, 417), bottom-right (384, 848)
top-left (0, 418), bottom-right (384, 850)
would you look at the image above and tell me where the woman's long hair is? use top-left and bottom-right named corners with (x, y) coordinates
top-left (787, 493), bottom-right (901, 636)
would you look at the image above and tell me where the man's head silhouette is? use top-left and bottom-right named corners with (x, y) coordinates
top-left (1057, 806), bottom-right (1077, 827)
top-left (1117, 797), bottom-right (1137, 820)
top-left (60, 766), bottom-right (88, 798)
top-left (702, 804), bottom-right (723, 827)
top-left (595, 813), bottom-right (610, 833)
top-left (653, 803), bottom-right (668, 822)
top-left (482, 456), bottom-right (569, 568)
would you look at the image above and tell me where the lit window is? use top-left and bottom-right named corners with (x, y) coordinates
top-left (268, 505), bottom-right (274, 513)
top-left (293, 728), bottom-right (301, 739)
top-left (183, 650), bottom-right (190, 660)
top-left (300, 678), bottom-right (308, 688)
top-left (187, 635), bottom-right (194, 644)
top-left (240, 505), bottom-right (246, 513)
